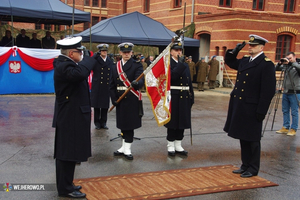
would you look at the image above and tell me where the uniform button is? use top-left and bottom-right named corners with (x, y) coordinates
top-left (101, 77), bottom-right (103, 79)
top-left (186, 96), bottom-right (188, 98)
top-left (180, 83), bottom-right (183, 85)
top-left (243, 81), bottom-right (246, 84)
top-left (101, 82), bottom-right (103, 84)
top-left (101, 68), bottom-right (103, 70)
top-left (108, 74), bottom-right (109, 75)
top-left (107, 83), bottom-right (109, 85)
top-left (180, 90), bottom-right (183, 92)
top-left (246, 73), bottom-right (249, 76)
top-left (239, 97), bottom-right (242, 99)
top-left (107, 78), bottom-right (109, 80)
top-left (101, 72), bottom-right (103, 74)
top-left (234, 95), bottom-right (236, 97)
top-left (108, 68), bottom-right (110, 70)
top-left (241, 89), bottom-right (244, 92)
top-left (180, 96), bottom-right (182, 98)
top-left (237, 80), bottom-right (239, 82)
top-left (239, 72), bottom-right (241, 74)
top-left (66, 96), bottom-right (68, 99)
top-left (180, 77), bottom-right (182, 79)
top-left (235, 87), bottom-right (237, 90)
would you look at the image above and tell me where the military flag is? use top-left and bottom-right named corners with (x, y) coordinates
top-left (145, 46), bottom-right (171, 126)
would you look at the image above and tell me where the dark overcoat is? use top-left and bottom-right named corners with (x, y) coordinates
top-left (223, 51), bottom-right (276, 141)
top-left (196, 61), bottom-right (209, 82)
top-left (110, 58), bottom-right (144, 130)
top-left (52, 55), bottom-right (97, 162)
top-left (90, 54), bottom-right (112, 108)
top-left (165, 58), bottom-right (194, 129)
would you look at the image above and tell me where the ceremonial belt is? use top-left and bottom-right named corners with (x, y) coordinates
top-left (170, 86), bottom-right (190, 90)
top-left (117, 61), bottom-right (142, 100)
top-left (117, 86), bottom-right (128, 90)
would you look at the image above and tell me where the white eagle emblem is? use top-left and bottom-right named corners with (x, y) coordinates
top-left (9, 61), bottom-right (21, 73)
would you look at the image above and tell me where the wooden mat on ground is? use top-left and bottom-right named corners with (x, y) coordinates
top-left (74, 165), bottom-right (278, 200)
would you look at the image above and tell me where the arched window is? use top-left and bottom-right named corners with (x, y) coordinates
top-left (275, 35), bottom-right (292, 61)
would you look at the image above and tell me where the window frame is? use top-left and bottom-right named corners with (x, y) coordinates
top-left (144, 0), bottom-right (150, 12)
top-left (101, 0), bottom-right (107, 8)
top-left (284, 0), bottom-right (296, 13)
top-left (174, 0), bottom-right (182, 8)
top-left (219, 0), bottom-right (232, 8)
top-left (92, 0), bottom-right (99, 7)
top-left (92, 16), bottom-right (99, 26)
top-left (275, 34), bottom-right (293, 61)
top-left (252, 0), bottom-right (265, 11)
top-left (123, 0), bottom-right (127, 13)
top-left (84, 0), bottom-right (90, 6)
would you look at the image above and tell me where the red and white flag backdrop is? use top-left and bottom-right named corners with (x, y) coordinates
top-left (0, 46), bottom-right (60, 71)
top-left (145, 46), bottom-right (171, 126)
top-left (0, 47), bottom-right (94, 89)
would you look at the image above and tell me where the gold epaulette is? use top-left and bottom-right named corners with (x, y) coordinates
top-left (265, 57), bottom-right (272, 61)
top-left (243, 55), bottom-right (250, 57)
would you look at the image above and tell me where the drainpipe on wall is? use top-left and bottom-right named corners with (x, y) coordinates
top-left (191, 0), bottom-right (195, 23)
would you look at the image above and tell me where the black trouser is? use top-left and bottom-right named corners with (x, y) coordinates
top-left (56, 159), bottom-right (76, 195)
top-left (94, 108), bottom-right (108, 126)
top-left (166, 128), bottom-right (184, 141)
top-left (240, 140), bottom-right (261, 175)
top-left (121, 130), bottom-right (134, 143)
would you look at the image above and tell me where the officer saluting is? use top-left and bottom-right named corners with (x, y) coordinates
top-left (110, 42), bottom-right (144, 160)
top-left (91, 44), bottom-right (112, 129)
top-left (224, 34), bottom-right (276, 178)
top-left (165, 39), bottom-right (194, 157)
top-left (52, 36), bottom-right (97, 198)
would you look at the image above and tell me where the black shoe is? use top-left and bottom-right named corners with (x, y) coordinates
top-left (240, 171), bottom-right (256, 178)
top-left (95, 125), bottom-right (101, 130)
top-left (124, 154), bottom-right (133, 160)
top-left (168, 151), bottom-right (175, 156)
top-left (175, 150), bottom-right (188, 156)
top-left (113, 151), bottom-right (123, 156)
top-left (59, 191), bottom-right (86, 198)
top-left (73, 185), bottom-right (82, 191)
top-left (232, 168), bottom-right (245, 174)
top-left (101, 124), bottom-right (109, 129)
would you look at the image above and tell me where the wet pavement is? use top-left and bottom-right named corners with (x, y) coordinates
top-left (0, 87), bottom-right (300, 200)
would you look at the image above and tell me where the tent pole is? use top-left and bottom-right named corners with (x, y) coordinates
top-left (72, 0), bottom-right (75, 36)
top-left (89, 22), bottom-right (92, 50)
top-left (11, 15), bottom-right (14, 46)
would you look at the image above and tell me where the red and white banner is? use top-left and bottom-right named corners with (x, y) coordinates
top-left (145, 46), bottom-right (171, 126)
top-left (0, 47), bottom-right (60, 71)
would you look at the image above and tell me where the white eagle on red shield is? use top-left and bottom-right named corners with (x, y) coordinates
top-left (9, 61), bottom-right (21, 73)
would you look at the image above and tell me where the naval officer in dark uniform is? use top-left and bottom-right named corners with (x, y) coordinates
top-left (91, 44), bottom-right (112, 129)
top-left (224, 34), bottom-right (276, 178)
top-left (165, 39), bottom-right (194, 157)
top-left (110, 42), bottom-right (144, 160)
top-left (52, 36), bottom-right (97, 198)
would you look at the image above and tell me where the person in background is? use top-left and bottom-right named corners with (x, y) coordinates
top-left (0, 30), bottom-right (15, 47)
top-left (275, 52), bottom-right (300, 136)
top-left (195, 57), bottom-right (209, 91)
top-left (208, 55), bottom-right (219, 89)
top-left (16, 29), bottom-right (30, 47)
top-left (29, 33), bottom-right (41, 48)
top-left (140, 55), bottom-right (148, 92)
top-left (52, 36), bottom-right (97, 198)
top-left (91, 44), bottom-right (112, 130)
top-left (224, 34), bottom-right (276, 178)
top-left (42, 31), bottom-right (56, 49)
top-left (187, 56), bottom-right (196, 82)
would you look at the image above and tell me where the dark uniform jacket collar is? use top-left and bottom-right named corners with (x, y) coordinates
top-left (240, 52), bottom-right (265, 72)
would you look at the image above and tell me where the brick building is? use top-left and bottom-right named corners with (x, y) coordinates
top-left (2, 0), bottom-right (300, 63)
